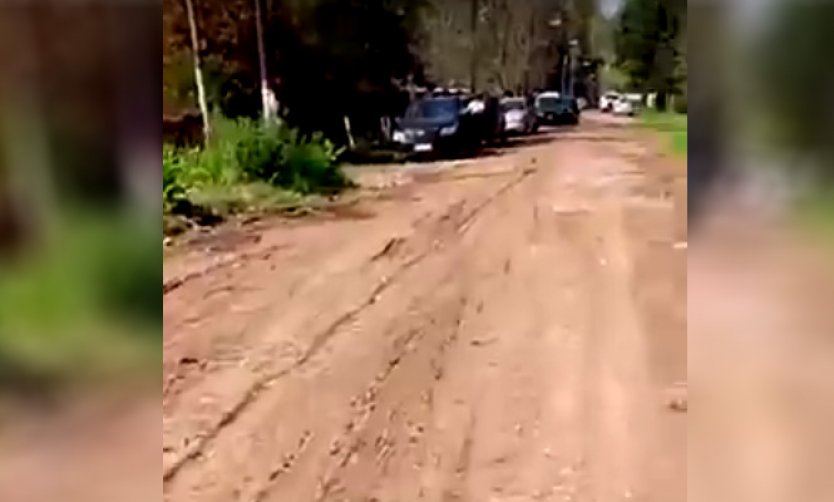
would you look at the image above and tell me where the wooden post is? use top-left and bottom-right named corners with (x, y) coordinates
top-left (343, 116), bottom-right (355, 149)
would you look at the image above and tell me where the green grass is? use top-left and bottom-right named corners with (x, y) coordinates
top-left (796, 188), bottom-right (834, 249)
top-left (164, 116), bottom-right (353, 234)
top-left (0, 211), bottom-right (159, 396)
top-left (639, 110), bottom-right (688, 157)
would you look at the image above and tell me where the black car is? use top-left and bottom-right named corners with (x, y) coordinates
top-left (534, 92), bottom-right (580, 125)
top-left (393, 94), bottom-right (503, 156)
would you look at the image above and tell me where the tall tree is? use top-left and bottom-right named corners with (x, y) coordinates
top-left (614, 0), bottom-right (685, 108)
top-left (470, 0), bottom-right (480, 90)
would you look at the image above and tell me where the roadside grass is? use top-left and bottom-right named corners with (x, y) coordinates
top-left (164, 116), bottom-right (353, 236)
top-left (0, 211), bottom-right (159, 398)
top-left (796, 187), bottom-right (834, 249)
top-left (639, 110), bottom-right (688, 157)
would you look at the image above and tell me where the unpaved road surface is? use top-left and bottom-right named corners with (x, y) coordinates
top-left (163, 112), bottom-right (687, 502)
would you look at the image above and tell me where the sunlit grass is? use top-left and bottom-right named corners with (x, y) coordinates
top-left (0, 210), bottom-right (159, 393)
top-left (796, 188), bottom-right (834, 250)
top-left (640, 110), bottom-right (688, 157)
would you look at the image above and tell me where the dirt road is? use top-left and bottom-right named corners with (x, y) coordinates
top-left (163, 112), bottom-right (687, 502)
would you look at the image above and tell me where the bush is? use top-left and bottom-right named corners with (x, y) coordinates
top-left (278, 131), bottom-right (350, 193)
top-left (162, 145), bottom-right (187, 210)
top-left (672, 93), bottom-right (688, 114)
top-left (163, 116), bottom-right (351, 219)
top-left (231, 120), bottom-right (349, 193)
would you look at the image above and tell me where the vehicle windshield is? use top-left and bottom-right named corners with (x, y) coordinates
top-left (537, 97), bottom-right (570, 111)
top-left (501, 99), bottom-right (525, 112)
top-left (405, 98), bottom-right (460, 120)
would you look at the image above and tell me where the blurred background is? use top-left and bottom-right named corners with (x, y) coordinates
top-left (0, 0), bottom-right (833, 500)
top-left (0, 1), bottom-right (160, 397)
top-left (0, 2), bottom-right (159, 501)
top-left (689, 1), bottom-right (834, 501)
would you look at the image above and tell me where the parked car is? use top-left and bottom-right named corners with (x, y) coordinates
top-left (392, 94), bottom-right (504, 155)
top-left (612, 95), bottom-right (637, 116)
top-left (599, 91), bottom-right (620, 112)
top-left (534, 92), bottom-right (580, 125)
top-left (500, 97), bottom-right (538, 135)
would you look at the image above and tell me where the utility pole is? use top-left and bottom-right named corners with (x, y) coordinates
top-left (184, 0), bottom-right (210, 143)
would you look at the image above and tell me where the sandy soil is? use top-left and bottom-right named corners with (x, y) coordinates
top-left (162, 112), bottom-right (687, 502)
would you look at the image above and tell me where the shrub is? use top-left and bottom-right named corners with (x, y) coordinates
top-left (162, 145), bottom-right (187, 210)
top-left (278, 131), bottom-right (349, 193)
top-left (672, 93), bottom-right (688, 114)
top-left (232, 120), bottom-right (286, 182)
top-left (163, 116), bottom-right (351, 220)
top-left (226, 118), bottom-right (349, 193)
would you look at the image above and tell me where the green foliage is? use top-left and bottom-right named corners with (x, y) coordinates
top-left (163, 115), bottom-right (351, 226)
top-left (599, 64), bottom-right (629, 91)
top-left (277, 131), bottom-right (348, 194)
top-left (614, 0), bottom-right (685, 94)
top-left (0, 212), bottom-right (159, 393)
top-left (755, 3), bottom-right (834, 174)
top-left (163, 145), bottom-right (188, 210)
top-left (671, 92), bottom-right (687, 114)
top-left (640, 110), bottom-right (687, 157)
top-left (797, 187), bottom-right (834, 250)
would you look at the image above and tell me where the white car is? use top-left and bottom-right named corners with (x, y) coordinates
top-left (500, 97), bottom-right (537, 134)
top-left (612, 96), bottom-right (636, 116)
top-left (599, 92), bottom-right (620, 112)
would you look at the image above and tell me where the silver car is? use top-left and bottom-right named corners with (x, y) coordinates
top-left (500, 97), bottom-right (537, 135)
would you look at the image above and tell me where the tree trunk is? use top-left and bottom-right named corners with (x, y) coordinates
top-left (499, 1), bottom-right (512, 87)
top-left (656, 91), bottom-right (668, 111)
top-left (183, 0), bottom-right (210, 144)
top-left (253, 0), bottom-right (272, 122)
top-left (524, 11), bottom-right (535, 92)
top-left (469, 0), bottom-right (479, 92)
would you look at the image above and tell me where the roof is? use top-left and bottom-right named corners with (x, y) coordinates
top-left (536, 91), bottom-right (561, 98)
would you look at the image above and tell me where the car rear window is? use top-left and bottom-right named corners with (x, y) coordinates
top-left (501, 99), bottom-right (525, 111)
top-left (537, 97), bottom-right (573, 110)
top-left (406, 98), bottom-right (460, 120)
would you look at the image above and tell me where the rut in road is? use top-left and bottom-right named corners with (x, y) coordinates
top-left (162, 116), bottom-right (686, 502)
top-left (162, 166), bottom-right (535, 484)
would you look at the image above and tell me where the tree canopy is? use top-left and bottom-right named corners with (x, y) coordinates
top-left (613, 0), bottom-right (685, 106)
top-left (163, 0), bottom-right (607, 142)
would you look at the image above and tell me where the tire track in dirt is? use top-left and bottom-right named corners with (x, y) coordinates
top-left (163, 167), bottom-right (534, 485)
top-left (306, 298), bottom-right (469, 502)
top-left (162, 115), bottom-right (685, 502)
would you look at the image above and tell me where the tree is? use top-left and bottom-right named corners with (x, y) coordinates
top-left (755, 2), bottom-right (834, 176)
top-left (614, 0), bottom-right (685, 109)
top-left (417, 0), bottom-right (601, 96)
